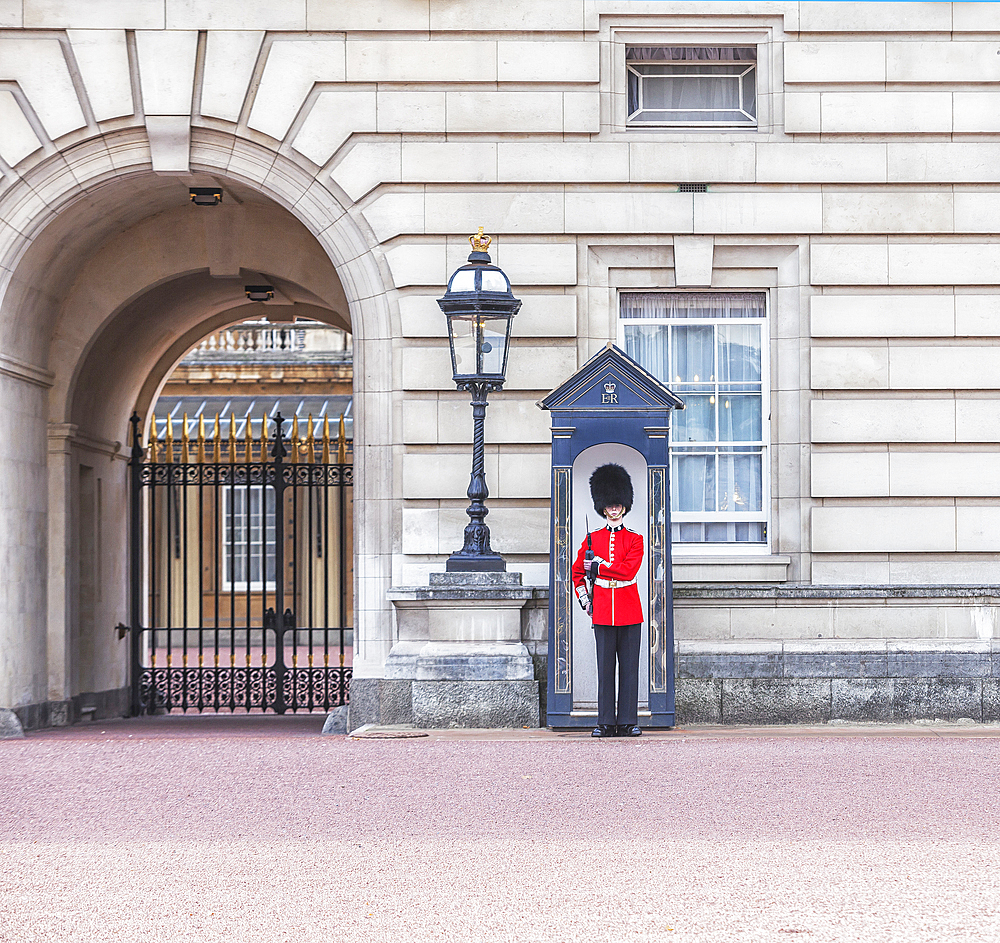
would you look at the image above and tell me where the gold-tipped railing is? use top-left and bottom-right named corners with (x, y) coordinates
top-left (145, 413), bottom-right (352, 463)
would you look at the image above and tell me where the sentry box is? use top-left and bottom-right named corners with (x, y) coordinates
top-left (539, 344), bottom-right (684, 729)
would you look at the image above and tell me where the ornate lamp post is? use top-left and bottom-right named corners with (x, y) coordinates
top-left (437, 228), bottom-right (522, 572)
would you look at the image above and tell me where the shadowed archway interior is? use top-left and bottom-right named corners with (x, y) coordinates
top-left (25, 172), bottom-right (357, 720)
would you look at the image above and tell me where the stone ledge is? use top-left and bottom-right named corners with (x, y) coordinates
top-left (673, 555), bottom-right (791, 583)
top-left (388, 586), bottom-right (536, 602)
top-left (389, 570), bottom-right (537, 603)
top-left (675, 584), bottom-right (1000, 602)
top-left (384, 641), bottom-right (534, 681)
top-left (677, 649), bottom-right (1000, 680)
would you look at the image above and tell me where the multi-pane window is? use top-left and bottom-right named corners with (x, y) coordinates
top-left (626, 46), bottom-right (757, 128)
top-left (619, 292), bottom-right (768, 546)
top-left (222, 485), bottom-right (276, 588)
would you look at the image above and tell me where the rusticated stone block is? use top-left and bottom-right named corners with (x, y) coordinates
top-left (784, 652), bottom-right (888, 678)
top-left (347, 678), bottom-right (381, 729)
top-left (675, 679), bottom-right (722, 724)
top-left (982, 680), bottom-right (1000, 722)
top-left (722, 679), bottom-right (831, 725)
top-left (891, 679), bottom-right (981, 722)
top-left (49, 701), bottom-right (70, 727)
top-left (412, 680), bottom-right (538, 728)
top-left (12, 702), bottom-right (45, 731)
top-left (380, 680), bottom-right (415, 725)
top-left (532, 654), bottom-right (547, 728)
top-left (677, 652), bottom-right (781, 680)
top-left (887, 651), bottom-right (990, 679)
top-left (831, 679), bottom-right (892, 723)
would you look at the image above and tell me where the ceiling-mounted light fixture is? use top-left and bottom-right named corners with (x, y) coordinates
top-left (245, 285), bottom-right (275, 302)
top-left (189, 187), bottom-right (223, 206)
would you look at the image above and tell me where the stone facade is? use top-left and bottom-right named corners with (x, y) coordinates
top-left (3, 1), bottom-right (1000, 727)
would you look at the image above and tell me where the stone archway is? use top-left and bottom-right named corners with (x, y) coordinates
top-left (0, 130), bottom-right (395, 725)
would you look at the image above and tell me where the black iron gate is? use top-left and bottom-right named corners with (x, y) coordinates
top-left (127, 411), bottom-right (353, 714)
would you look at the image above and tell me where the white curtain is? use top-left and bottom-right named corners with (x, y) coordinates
top-left (621, 292), bottom-right (765, 542)
top-left (621, 292), bottom-right (764, 320)
top-left (627, 47), bottom-right (756, 123)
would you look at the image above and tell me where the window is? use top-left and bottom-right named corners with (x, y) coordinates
top-left (626, 46), bottom-right (757, 128)
top-left (619, 292), bottom-right (768, 547)
top-left (222, 485), bottom-right (276, 589)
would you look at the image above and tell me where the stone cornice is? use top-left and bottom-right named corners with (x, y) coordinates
top-left (48, 423), bottom-right (125, 460)
top-left (0, 352), bottom-right (54, 389)
top-left (675, 584), bottom-right (1000, 602)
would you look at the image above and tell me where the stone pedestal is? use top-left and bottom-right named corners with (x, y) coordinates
top-left (350, 572), bottom-right (540, 729)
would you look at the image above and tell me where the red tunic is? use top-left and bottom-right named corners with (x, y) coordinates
top-left (571, 525), bottom-right (644, 626)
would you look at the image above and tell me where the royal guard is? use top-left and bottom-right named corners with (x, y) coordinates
top-left (572, 463), bottom-right (644, 738)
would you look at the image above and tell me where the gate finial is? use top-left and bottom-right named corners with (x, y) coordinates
top-left (148, 414), bottom-right (159, 463)
top-left (290, 415), bottom-right (300, 463)
top-left (129, 412), bottom-right (144, 462)
top-left (244, 413), bottom-right (253, 463)
top-left (197, 415), bottom-right (206, 463)
top-left (165, 415), bottom-right (174, 464)
top-left (271, 412), bottom-right (287, 460)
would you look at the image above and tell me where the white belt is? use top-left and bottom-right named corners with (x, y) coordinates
top-left (595, 577), bottom-right (636, 589)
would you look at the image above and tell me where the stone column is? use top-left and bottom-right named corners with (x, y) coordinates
top-left (0, 367), bottom-right (51, 728)
top-left (46, 424), bottom-right (76, 725)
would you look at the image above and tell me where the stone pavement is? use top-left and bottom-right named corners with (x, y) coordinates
top-left (3, 715), bottom-right (1000, 942)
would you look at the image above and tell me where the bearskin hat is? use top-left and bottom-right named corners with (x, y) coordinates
top-left (589, 463), bottom-right (633, 515)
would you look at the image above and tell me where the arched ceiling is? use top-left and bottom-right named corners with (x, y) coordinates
top-left (4, 170), bottom-right (350, 366)
top-left (14, 169), bottom-right (354, 443)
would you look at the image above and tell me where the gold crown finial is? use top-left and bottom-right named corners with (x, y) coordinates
top-left (469, 227), bottom-right (491, 252)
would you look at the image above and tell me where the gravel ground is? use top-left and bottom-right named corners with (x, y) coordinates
top-left (3, 716), bottom-right (1000, 942)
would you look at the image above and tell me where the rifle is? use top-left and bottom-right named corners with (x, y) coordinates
top-left (584, 514), bottom-right (594, 616)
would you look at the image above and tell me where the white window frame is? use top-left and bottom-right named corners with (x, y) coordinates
top-left (626, 47), bottom-right (757, 129)
top-left (616, 290), bottom-right (771, 555)
top-left (610, 28), bottom-right (771, 136)
top-left (221, 484), bottom-right (277, 591)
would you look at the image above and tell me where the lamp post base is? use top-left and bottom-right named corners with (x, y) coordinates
top-left (354, 571), bottom-right (540, 730)
top-left (445, 550), bottom-right (506, 573)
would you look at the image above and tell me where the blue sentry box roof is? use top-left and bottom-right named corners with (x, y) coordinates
top-left (538, 343), bottom-right (684, 413)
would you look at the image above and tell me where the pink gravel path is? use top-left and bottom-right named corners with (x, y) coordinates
top-left (3, 717), bottom-right (1000, 942)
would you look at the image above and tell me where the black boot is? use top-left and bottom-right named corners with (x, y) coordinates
top-left (617, 724), bottom-right (642, 737)
top-left (591, 724), bottom-right (615, 738)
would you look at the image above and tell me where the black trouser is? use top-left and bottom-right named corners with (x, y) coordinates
top-left (594, 623), bottom-right (641, 726)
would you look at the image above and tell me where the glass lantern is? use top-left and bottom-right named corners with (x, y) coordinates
top-left (438, 230), bottom-right (521, 385)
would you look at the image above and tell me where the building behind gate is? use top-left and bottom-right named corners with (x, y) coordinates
top-left (3, 1), bottom-right (1000, 729)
